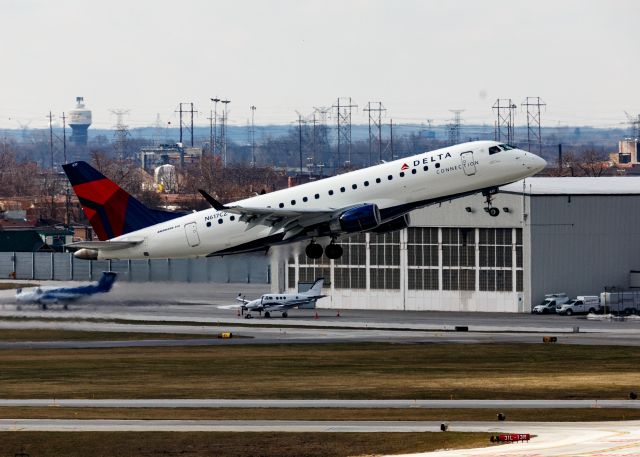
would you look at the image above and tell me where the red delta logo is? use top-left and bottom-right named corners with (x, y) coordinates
top-left (400, 163), bottom-right (409, 171)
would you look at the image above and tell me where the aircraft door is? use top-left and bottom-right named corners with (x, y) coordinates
top-left (460, 151), bottom-right (476, 176)
top-left (184, 222), bottom-right (201, 247)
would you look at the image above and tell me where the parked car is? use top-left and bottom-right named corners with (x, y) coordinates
top-left (556, 296), bottom-right (601, 315)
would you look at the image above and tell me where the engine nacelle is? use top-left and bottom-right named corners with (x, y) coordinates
top-left (371, 214), bottom-right (411, 234)
top-left (336, 204), bottom-right (381, 233)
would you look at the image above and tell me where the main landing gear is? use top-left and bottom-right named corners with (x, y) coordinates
top-left (305, 239), bottom-right (344, 259)
top-left (483, 189), bottom-right (500, 217)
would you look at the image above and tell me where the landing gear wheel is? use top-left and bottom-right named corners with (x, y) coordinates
top-left (482, 189), bottom-right (500, 217)
top-left (244, 313), bottom-right (253, 319)
top-left (305, 242), bottom-right (324, 259)
top-left (282, 312), bottom-right (288, 318)
top-left (325, 243), bottom-right (343, 259)
top-left (264, 311), bottom-right (271, 318)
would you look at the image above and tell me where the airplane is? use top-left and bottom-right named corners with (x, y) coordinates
top-left (15, 271), bottom-right (117, 309)
top-left (61, 141), bottom-right (546, 261)
top-left (236, 278), bottom-right (326, 318)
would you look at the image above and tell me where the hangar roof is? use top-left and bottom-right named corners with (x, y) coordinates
top-left (501, 177), bottom-right (640, 195)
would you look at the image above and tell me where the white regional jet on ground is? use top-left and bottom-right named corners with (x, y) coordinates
top-left (15, 272), bottom-right (117, 309)
top-left (62, 141), bottom-right (545, 261)
top-left (236, 278), bottom-right (326, 318)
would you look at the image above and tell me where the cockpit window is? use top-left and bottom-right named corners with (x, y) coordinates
top-left (499, 143), bottom-right (516, 150)
top-left (489, 146), bottom-right (501, 155)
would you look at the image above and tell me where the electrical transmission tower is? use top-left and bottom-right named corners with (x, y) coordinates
top-left (624, 111), bottom-right (640, 139)
top-left (250, 105), bottom-right (257, 166)
top-left (333, 97), bottom-right (358, 168)
top-left (522, 97), bottom-right (546, 153)
top-left (313, 106), bottom-right (331, 175)
top-left (110, 109), bottom-right (130, 159)
top-left (492, 99), bottom-right (517, 144)
top-left (447, 110), bottom-right (465, 145)
top-left (363, 102), bottom-right (385, 165)
top-left (175, 103), bottom-right (197, 147)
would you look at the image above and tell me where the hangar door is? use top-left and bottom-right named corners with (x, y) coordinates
top-left (184, 222), bottom-right (200, 247)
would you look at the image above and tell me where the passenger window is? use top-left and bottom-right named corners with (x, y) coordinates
top-left (364, 181), bottom-right (369, 186)
top-left (303, 196), bottom-right (308, 202)
top-left (489, 146), bottom-right (501, 155)
top-left (387, 175), bottom-right (393, 180)
top-left (206, 221), bottom-right (211, 227)
top-left (291, 200), bottom-right (296, 205)
top-left (340, 187), bottom-right (346, 192)
top-left (279, 203), bottom-right (284, 208)
top-left (376, 178), bottom-right (381, 183)
top-left (399, 172), bottom-right (405, 177)
top-left (314, 193), bottom-right (320, 199)
top-left (423, 165), bottom-right (428, 171)
top-left (411, 169), bottom-right (417, 174)
top-left (435, 163), bottom-right (440, 168)
top-left (218, 219), bottom-right (223, 224)
top-left (328, 190), bottom-right (334, 195)
top-left (230, 216), bottom-right (235, 221)
top-left (352, 184), bottom-right (357, 189)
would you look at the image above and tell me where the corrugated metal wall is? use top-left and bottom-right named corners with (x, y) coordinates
top-left (529, 194), bottom-right (640, 307)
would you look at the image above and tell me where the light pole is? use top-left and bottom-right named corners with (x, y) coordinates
top-left (221, 100), bottom-right (230, 167)
top-left (210, 98), bottom-right (220, 155)
top-left (250, 105), bottom-right (256, 167)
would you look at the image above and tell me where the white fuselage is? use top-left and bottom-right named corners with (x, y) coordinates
top-left (99, 141), bottom-right (545, 260)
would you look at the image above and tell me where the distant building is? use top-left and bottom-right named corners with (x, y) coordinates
top-left (68, 97), bottom-right (92, 146)
top-left (140, 143), bottom-right (203, 173)
top-left (609, 138), bottom-right (639, 166)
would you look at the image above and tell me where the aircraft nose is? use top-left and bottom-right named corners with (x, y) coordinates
top-left (530, 154), bottom-right (547, 173)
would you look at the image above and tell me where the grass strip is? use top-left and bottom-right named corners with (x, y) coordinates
top-left (0, 407), bottom-right (638, 422)
top-left (0, 343), bottom-right (639, 399)
top-left (0, 431), bottom-right (493, 457)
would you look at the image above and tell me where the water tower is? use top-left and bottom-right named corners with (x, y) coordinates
top-left (68, 96), bottom-right (92, 145)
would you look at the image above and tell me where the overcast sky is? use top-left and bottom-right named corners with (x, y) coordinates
top-left (1, 0), bottom-right (638, 129)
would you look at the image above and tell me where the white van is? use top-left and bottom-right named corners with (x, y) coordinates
top-left (556, 296), bottom-right (601, 315)
top-left (532, 293), bottom-right (569, 314)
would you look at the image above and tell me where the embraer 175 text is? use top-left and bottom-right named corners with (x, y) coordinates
top-left (63, 141), bottom-right (545, 260)
top-left (236, 278), bottom-right (326, 318)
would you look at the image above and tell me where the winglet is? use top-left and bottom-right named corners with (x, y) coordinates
top-left (198, 189), bottom-right (227, 211)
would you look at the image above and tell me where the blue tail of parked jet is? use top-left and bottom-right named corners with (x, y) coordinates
top-left (62, 161), bottom-right (185, 241)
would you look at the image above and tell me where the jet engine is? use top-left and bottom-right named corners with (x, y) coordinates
top-left (335, 203), bottom-right (381, 233)
top-left (371, 214), bottom-right (411, 234)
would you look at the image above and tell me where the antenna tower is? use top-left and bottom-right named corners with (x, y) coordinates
top-left (522, 97), bottom-right (546, 153)
top-left (333, 97), bottom-right (358, 168)
top-left (220, 100), bottom-right (231, 167)
top-left (447, 110), bottom-right (465, 145)
top-left (250, 105), bottom-right (256, 166)
top-left (364, 101), bottom-right (386, 165)
top-left (111, 109), bottom-right (131, 159)
top-left (492, 99), bottom-right (517, 144)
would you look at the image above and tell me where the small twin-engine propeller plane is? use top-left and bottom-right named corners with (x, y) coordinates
top-left (62, 141), bottom-right (545, 261)
top-left (236, 278), bottom-right (326, 318)
top-left (15, 271), bottom-right (117, 309)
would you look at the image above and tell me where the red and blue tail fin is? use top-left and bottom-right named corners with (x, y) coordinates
top-left (63, 161), bottom-right (184, 241)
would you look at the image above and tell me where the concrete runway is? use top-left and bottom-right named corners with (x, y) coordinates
top-left (2, 418), bottom-right (640, 457)
top-left (1, 281), bottom-right (640, 346)
top-left (1, 399), bottom-right (639, 409)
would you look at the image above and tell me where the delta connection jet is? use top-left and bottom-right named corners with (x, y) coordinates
top-left (15, 271), bottom-right (117, 309)
top-left (62, 141), bottom-right (546, 261)
top-left (234, 278), bottom-right (326, 318)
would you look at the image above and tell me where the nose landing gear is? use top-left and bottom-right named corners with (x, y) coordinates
top-left (482, 189), bottom-right (500, 217)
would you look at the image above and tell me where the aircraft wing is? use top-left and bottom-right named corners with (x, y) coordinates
top-left (223, 205), bottom-right (340, 240)
top-left (65, 240), bottom-right (144, 250)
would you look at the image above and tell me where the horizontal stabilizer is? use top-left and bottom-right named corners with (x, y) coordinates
top-left (66, 240), bottom-right (143, 251)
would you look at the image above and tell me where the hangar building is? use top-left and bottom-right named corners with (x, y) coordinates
top-left (271, 177), bottom-right (640, 313)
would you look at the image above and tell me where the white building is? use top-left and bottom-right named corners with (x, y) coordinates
top-left (272, 177), bottom-right (640, 313)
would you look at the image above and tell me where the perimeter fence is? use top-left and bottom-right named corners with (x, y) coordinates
top-left (0, 252), bottom-right (269, 284)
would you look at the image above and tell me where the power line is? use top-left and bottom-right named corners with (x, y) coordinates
top-left (363, 101), bottom-right (385, 165)
top-left (522, 97), bottom-right (546, 153)
top-left (447, 109), bottom-right (465, 145)
top-left (493, 99), bottom-right (516, 144)
top-left (332, 97), bottom-right (358, 168)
